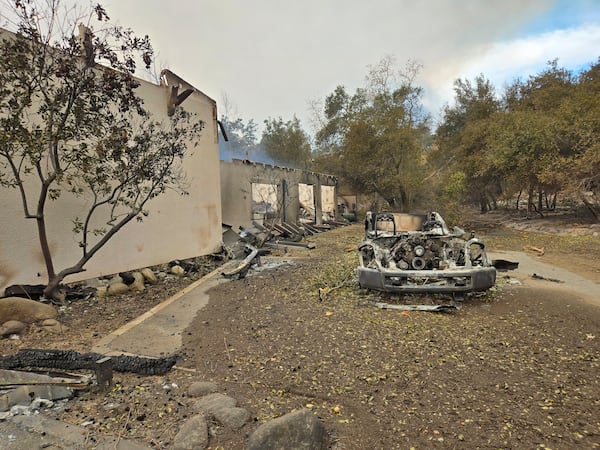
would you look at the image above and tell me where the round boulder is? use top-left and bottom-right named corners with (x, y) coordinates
top-left (0, 320), bottom-right (27, 336)
top-left (96, 286), bottom-right (108, 297)
top-left (41, 318), bottom-right (66, 334)
top-left (170, 265), bottom-right (185, 276)
top-left (247, 408), bottom-right (328, 450)
top-left (130, 272), bottom-right (145, 292)
top-left (107, 282), bottom-right (130, 296)
top-left (0, 297), bottom-right (57, 324)
top-left (172, 414), bottom-right (208, 450)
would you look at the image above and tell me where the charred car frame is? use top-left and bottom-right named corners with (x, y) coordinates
top-left (358, 212), bottom-right (496, 295)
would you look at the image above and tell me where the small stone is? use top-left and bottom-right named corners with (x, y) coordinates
top-left (103, 403), bottom-right (126, 414)
top-left (130, 281), bottom-right (145, 292)
top-left (110, 275), bottom-right (124, 285)
top-left (170, 265), bottom-right (185, 276)
top-left (41, 319), bottom-right (58, 326)
top-left (193, 393), bottom-right (236, 413)
top-left (141, 268), bottom-right (157, 284)
top-left (41, 320), bottom-right (66, 334)
top-left (132, 271), bottom-right (145, 284)
top-left (0, 320), bottom-right (27, 336)
top-left (107, 282), bottom-right (130, 295)
top-left (188, 381), bottom-right (219, 397)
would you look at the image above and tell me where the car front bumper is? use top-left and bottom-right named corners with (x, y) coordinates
top-left (357, 266), bottom-right (496, 293)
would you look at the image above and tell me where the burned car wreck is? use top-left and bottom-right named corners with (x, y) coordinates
top-left (358, 212), bottom-right (496, 295)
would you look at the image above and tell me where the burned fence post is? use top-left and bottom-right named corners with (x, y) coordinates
top-left (95, 356), bottom-right (113, 392)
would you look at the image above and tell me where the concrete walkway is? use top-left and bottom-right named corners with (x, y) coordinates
top-left (92, 265), bottom-right (228, 358)
top-left (489, 250), bottom-right (600, 306)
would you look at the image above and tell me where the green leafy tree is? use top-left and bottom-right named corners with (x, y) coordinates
top-left (555, 59), bottom-right (600, 219)
top-left (314, 85), bottom-right (363, 154)
top-left (434, 74), bottom-right (501, 212)
top-left (486, 110), bottom-right (561, 215)
top-left (315, 57), bottom-right (431, 212)
top-left (435, 60), bottom-right (599, 219)
top-left (260, 116), bottom-right (311, 168)
top-left (311, 85), bottom-right (364, 193)
top-left (0, 0), bottom-right (203, 299)
top-left (501, 61), bottom-right (575, 213)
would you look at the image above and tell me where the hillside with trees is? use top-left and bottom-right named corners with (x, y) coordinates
top-left (307, 56), bottom-right (600, 221)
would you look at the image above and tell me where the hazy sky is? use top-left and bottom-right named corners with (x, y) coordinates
top-left (28, 1), bottom-right (600, 132)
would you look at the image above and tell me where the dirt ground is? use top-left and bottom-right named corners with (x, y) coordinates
top-left (1, 210), bottom-right (599, 449)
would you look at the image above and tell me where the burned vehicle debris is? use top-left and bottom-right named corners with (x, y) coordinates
top-left (358, 212), bottom-right (496, 295)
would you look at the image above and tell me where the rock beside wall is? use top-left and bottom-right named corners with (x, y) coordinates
top-left (0, 297), bottom-right (57, 325)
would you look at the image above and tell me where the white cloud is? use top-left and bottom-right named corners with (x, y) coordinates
top-left (422, 24), bottom-right (600, 118)
top-left (96, 1), bottom-right (600, 133)
top-left (5, 0), bottom-right (597, 135)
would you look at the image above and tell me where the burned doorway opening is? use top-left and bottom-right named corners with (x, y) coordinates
top-left (251, 182), bottom-right (279, 225)
top-left (299, 183), bottom-right (315, 222)
top-left (299, 183), bottom-right (336, 224)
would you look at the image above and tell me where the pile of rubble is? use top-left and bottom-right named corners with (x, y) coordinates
top-left (221, 218), bottom-right (349, 279)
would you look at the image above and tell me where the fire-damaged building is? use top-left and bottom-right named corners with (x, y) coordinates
top-left (220, 159), bottom-right (337, 232)
top-left (0, 26), bottom-right (338, 295)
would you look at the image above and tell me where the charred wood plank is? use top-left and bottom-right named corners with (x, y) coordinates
top-left (252, 221), bottom-right (268, 232)
top-left (0, 349), bottom-right (177, 375)
top-left (282, 222), bottom-right (303, 235)
top-left (277, 223), bottom-right (303, 242)
top-left (265, 240), bottom-right (316, 250)
top-left (272, 224), bottom-right (291, 237)
top-left (302, 223), bottom-right (322, 234)
top-left (4, 285), bottom-right (46, 299)
top-left (3, 284), bottom-right (96, 302)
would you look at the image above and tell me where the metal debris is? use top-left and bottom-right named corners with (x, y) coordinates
top-left (531, 273), bottom-right (564, 283)
top-left (222, 245), bottom-right (260, 279)
top-left (371, 302), bottom-right (459, 312)
top-left (492, 259), bottom-right (520, 271)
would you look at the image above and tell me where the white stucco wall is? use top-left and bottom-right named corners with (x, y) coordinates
top-left (0, 67), bottom-right (222, 292)
top-left (220, 159), bottom-right (337, 230)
